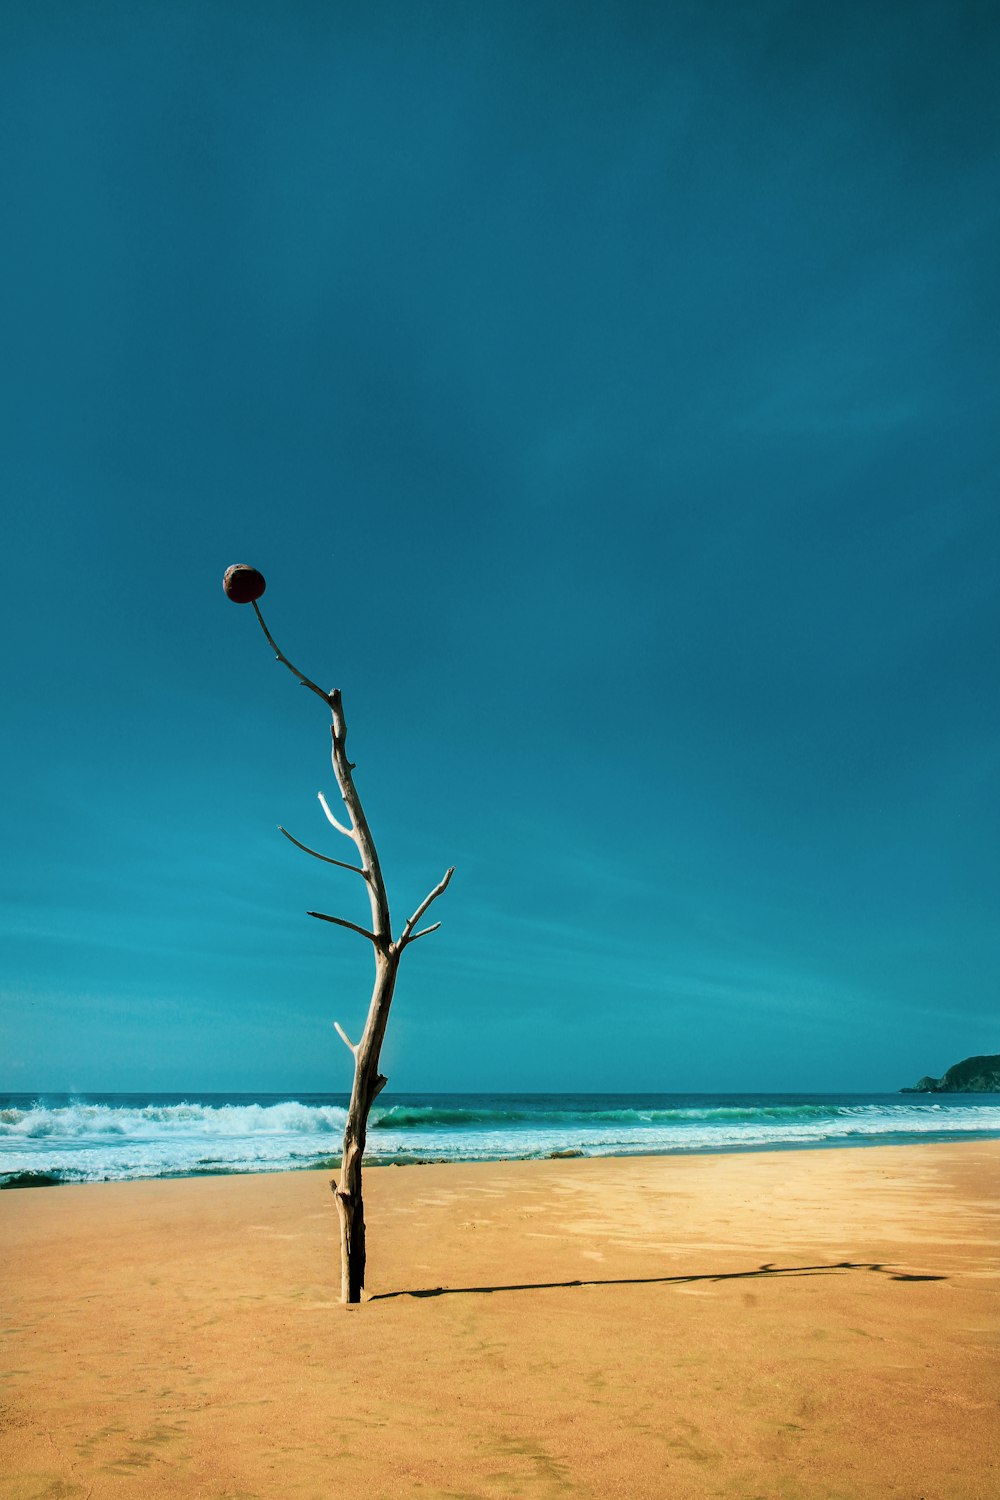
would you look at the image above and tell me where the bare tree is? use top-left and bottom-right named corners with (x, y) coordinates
top-left (224, 565), bottom-right (454, 1303)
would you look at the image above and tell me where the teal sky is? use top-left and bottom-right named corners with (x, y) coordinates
top-left (2, 1), bottom-right (998, 1094)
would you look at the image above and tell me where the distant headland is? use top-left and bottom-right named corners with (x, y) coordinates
top-left (901, 1053), bottom-right (1000, 1093)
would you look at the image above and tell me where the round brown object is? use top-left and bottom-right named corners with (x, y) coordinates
top-left (223, 564), bottom-right (266, 604)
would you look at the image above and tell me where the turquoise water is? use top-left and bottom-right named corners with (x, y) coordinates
top-left (2, 1091), bottom-right (998, 1186)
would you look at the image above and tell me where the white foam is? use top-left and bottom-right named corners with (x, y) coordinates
top-left (2, 1096), bottom-right (998, 1183)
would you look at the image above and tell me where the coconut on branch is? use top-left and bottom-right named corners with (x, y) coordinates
top-left (223, 564), bottom-right (266, 603)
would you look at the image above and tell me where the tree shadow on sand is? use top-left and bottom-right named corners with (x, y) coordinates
top-left (369, 1261), bottom-right (947, 1301)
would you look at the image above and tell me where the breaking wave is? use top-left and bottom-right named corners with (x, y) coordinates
top-left (2, 1091), bottom-right (998, 1185)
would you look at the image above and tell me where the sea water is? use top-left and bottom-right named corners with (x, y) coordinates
top-left (2, 1092), bottom-right (999, 1187)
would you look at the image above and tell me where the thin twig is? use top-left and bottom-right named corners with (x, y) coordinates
top-left (400, 921), bottom-right (442, 948)
top-left (307, 910), bottom-right (379, 944)
top-left (334, 1021), bottom-right (358, 1056)
top-left (318, 790), bottom-right (354, 839)
top-left (278, 825), bottom-right (366, 877)
top-left (251, 600), bottom-right (335, 708)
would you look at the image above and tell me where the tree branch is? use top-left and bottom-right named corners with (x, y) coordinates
top-left (399, 867), bottom-right (455, 944)
top-left (307, 910), bottom-right (380, 944)
top-left (251, 600), bottom-right (335, 708)
top-left (333, 1021), bottom-right (358, 1056)
top-left (278, 825), bottom-right (366, 877)
top-left (318, 790), bottom-right (354, 839)
top-left (398, 921), bottom-right (442, 949)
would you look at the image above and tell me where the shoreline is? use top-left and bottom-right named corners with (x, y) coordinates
top-left (3, 1140), bottom-right (998, 1497)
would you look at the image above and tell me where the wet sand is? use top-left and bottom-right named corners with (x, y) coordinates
top-left (2, 1140), bottom-right (998, 1499)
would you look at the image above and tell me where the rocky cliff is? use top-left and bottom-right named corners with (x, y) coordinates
top-left (903, 1054), bottom-right (1000, 1093)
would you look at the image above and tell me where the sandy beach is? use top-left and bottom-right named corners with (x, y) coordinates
top-left (2, 1140), bottom-right (997, 1499)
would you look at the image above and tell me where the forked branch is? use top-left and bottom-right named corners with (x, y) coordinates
top-left (398, 867), bottom-right (455, 948)
top-left (403, 921), bottom-right (442, 946)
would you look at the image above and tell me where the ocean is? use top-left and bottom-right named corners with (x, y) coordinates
top-left (2, 1091), bottom-right (999, 1187)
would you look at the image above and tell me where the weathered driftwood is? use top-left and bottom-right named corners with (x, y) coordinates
top-left (249, 599), bottom-right (453, 1303)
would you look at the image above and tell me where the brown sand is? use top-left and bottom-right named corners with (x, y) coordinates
top-left (1, 1141), bottom-right (997, 1500)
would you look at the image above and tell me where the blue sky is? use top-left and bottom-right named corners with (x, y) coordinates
top-left (2, 0), bottom-right (997, 1093)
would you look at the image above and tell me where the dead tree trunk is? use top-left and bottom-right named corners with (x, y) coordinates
top-left (231, 578), bottom-right (453, 1304)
